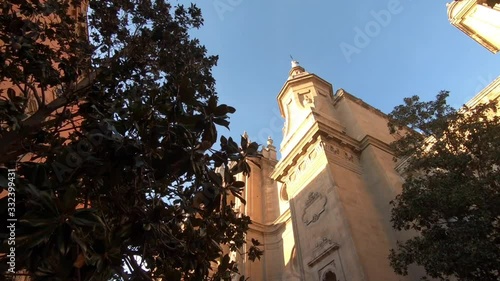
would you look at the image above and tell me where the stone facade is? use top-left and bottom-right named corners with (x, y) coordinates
top-left (0, 3), bottom-right (89, 280)
top-left (236, 62), bottom-right (500, 281)
top-left (2, 1), bottom-right (500, 279)
top-left (447, 0), bottom-right (500, 53)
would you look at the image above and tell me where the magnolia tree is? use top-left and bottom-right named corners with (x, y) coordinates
top-left (0, 1), bottom-right (262, 280)
top-left (388, 92), bottom-right (500, 281)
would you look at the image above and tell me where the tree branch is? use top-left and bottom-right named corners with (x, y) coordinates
top-left (0, 71), bottom-right (97, 164)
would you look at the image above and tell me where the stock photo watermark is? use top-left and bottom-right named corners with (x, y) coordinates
top-left (247, 107), bottom-right (283, 147)
top-left (473, 74), bottom-right (496, 94)
top-left (339, 0), bottom-right (405, 63)
top-left (213, 0), bottom-right (244, 21)
top-left (457, 74), bottom-right (499, 107)
top-left (50, 126), bottom-right (116, 182)
top-left (5, 168), bottom-right (17, 274)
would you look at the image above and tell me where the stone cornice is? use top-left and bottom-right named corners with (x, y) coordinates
top-left (465, 75), bottom-right (500, 108)
top-left (333, 88), bottom-right (389, 120)
top-left (273, 111), bottom-right (391, 182)
top-left (273, 112), bottom-right (358, 180)
top-left (447, 0), bottom-right (499, 53)
top-left (248, 208), bottom-right (291, 235)
top-left (447, 0), bottom-right (477, 21)
top-left (306, 241), bottom-right (340, 267)
top-left (394, 155), bottom-right (410, 174)
top-left (314, 112), bottom-right (359, 151)
top-left (272, 119), bottom-right (321, 182)
top-left (359, 134), bottom-right (394, 155)
top-left (277, 73), bottom-right (333, 117)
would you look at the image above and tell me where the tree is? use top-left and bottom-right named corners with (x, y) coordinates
top-left (387, 91), bottom-right (500, 281)
top-left (0, 1), bottom-right (262, 280)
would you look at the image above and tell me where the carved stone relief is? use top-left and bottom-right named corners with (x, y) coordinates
top-left (298, 90), bottom-right (313, 107)
top-left (315, 237), bottom-right (336, 249)
top-left (344, 151), bottom-right (353, 162)
top-left (308, 239), bottom-right (346, 281)
top-left (302, 192), bottom-right (327, 225)
top-left (328, 144), bottom-right (340, 155)
top-left (323, 142), bottom-right (359, 164)
top-left (304, 95), bottom-right (313, 105)
top-left (307, 237), bottom-right (340, 267)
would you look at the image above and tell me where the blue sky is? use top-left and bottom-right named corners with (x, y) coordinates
top-left (185, 0), bottom-right (500, 150)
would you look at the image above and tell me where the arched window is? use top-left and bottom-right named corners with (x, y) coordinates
top-left (322, 270), bottom-right (337, 281)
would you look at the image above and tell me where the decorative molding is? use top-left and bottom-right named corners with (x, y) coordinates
top-left (359, 134), bottom-right (394, 155)
top-left (303, 95), bottom-right (313, 106)
top-left (247, 208), bottom-right (291, 234)
top-left (344, 151), bottom-right (354, 162)
top-left (447, 0), bottom-right (477, 20)
top-left (298, 90), bottom-right (313, 107)
top-left (324, 142), bottom-right (358, 164)
top-left (324, 152), bottom-right (362, 175)
top-left (305, 192), bottom-right (320, 208)
top-left (295, 166), bottom-right (301, 176)
top-left (333, 88), bottom-right (389, 120)
top-left (447, 0), bottom-right (500, 53)
top-left (272, 112), bottom-right (362, 182)
top-left (299, 161), bottom-right (306, 172)
top-left (395, 156), bottom-right (410, 175)
top-left (309, 148), bottom-right (318, 160)
top-left (302, 192), bottom-right (327, 225)
top-left (317, 140), bottom-right (326, 151)
top-left (272, 127), bottom-right (322, 182)
top-left (315, 237), bottom-right (335, 249)
top-left (325, 143), bottom-right (340, 155)
top-left (307, 237), bottom-right (340, 267)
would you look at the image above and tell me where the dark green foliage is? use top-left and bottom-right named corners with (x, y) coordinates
top-left (0, 1), bottom-right (262, 280)
top-left (388, 92), bottom-right (500, 281)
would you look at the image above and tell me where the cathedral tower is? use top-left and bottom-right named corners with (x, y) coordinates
top-left (239, 62), bottom-right (422, 280)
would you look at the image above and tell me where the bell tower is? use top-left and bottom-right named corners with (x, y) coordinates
top-left (237, 61), bottom-right (424, 280)
top-left (270, 61), bottom-right (415, 280)
top-left (277, 61), bottom-right (340, 159)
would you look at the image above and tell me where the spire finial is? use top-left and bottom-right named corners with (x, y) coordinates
top-left (267, 136), bottom-right (274, 146)
top-left (290, 55), bottom-right (299, 68)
